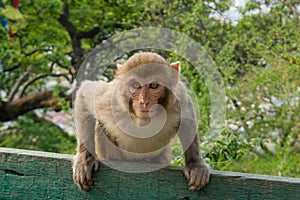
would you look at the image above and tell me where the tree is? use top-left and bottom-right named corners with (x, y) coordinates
top-left (210, 0), bottom-right (300, 176)
top-left (222, 0), bottom-right (299, 148)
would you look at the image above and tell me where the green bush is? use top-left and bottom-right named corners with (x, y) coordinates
top-left (0, 112), bottom-right (76, 154)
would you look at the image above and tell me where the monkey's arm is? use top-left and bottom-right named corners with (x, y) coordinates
top-left (177, 84), bottom-right (210, 191)
top-left (74, 81), bottom-right (99, 153)
top-left (73, 81), bottom-right (106, 191)
top-left (182, 132), bottom-right (210, 191)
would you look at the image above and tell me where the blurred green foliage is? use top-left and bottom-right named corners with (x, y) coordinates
top-left (0, 112), bottom-right (76, 154)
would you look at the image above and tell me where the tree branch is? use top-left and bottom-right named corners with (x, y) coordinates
top-left (23, 47), bottom-right (52, 56)
top-left (0, 90), bottom-right (69, 122)
top-left (78, 27), bottom-right (100, 39)
top-left (3, 65), bottom-right (19, 73)
top-left (58, 3), bottom-right (83, 71)
top-left (58, 4), bottom-right (76, 38)
top-left (7, 66), bottom-right (34, 101)
top-left (19, 73), bottom-right (71, 98)
top-left (58, 3), bottom-right (102, 71)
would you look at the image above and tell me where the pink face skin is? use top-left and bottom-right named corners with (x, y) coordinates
top-left (129, 80), bottom-right (165, 119)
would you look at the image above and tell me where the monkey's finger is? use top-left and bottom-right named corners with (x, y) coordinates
top-left (199, 171), bottom-right (209, 187)
top-left (73, 170), bottom-right (78, 183)
top-left (85, 169), bottom-right (92, 182)
top-left (80, 176), bottom-right (92, 191)
top-left (76, 169), bottom-right (84, 185)
top-left (183, 168), bottom-right (191, 180)
top-left (193, 174), bottom-right (202, 190)
top-left (189, 185), bottom-right (197, 191)
top-left (188, 172), bottom-right (197, 188)
top-left (200, 173), bottom-right (209, 187)
top-left (87, 179), bottom-right (94, 187)
top-left (194, 173), bottom-right (209, 191)
top-left (189, 176), bottom-right (199, 191)
top-left (81, 182), bottom-right (91, 191)
top-left (76, 169), bottom-right (91, 191)
top-left (78, 171), bottom-right (86, 188)
top-left (94, 160), bottom-right (100, 171)
top-left (189, 169), bottom-right (208, 191)
top-left (75, 171), bottom-right (85, 190)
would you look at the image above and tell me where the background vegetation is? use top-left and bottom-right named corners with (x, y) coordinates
top-left (0, 0), bottom-right (299, 178)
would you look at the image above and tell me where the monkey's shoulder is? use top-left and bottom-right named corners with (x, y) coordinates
top-left (77, 80), bottom-right (109, 98)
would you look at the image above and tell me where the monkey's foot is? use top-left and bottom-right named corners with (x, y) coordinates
top-left (184, 160), bottom-right (210, 191)
top-left (73, 153), bottom-right (100, 191)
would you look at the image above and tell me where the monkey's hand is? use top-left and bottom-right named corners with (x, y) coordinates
top-left (184, 159), bottom-right (210, 191)
top-left (73, 151), bottom-right (100, 191)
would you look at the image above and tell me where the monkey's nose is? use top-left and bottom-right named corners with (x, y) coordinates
top-left (141, 99), bottom-right (148, 104)
top-left (140, 96), bottom-right (149, 105)
top-left (141, 103), bottom-right (148, 109)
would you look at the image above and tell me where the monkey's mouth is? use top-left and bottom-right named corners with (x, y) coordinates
top-left (133, 104), bottom-right (160, 118)
top-left (136, 110), bottom-right (150, 117)
top-left (136, 108), bottom-right (157, 118)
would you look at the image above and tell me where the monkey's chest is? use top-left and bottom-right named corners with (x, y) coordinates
top-left (105, 122), bottom-right (176, 151)
top-left (96, 115), bottom-right (179, 153)
top-left (95, 104), bottom-right (180, 160)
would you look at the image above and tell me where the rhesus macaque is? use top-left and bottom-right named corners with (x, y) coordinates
top-left (73, 52), bottom-right (210, 191)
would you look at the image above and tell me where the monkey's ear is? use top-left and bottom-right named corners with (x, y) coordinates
top-left (170, 61), bottom-right (180, 72)
top-left (170, 61), bottom-right (180, 83)
top-left (117, 64), bottom-right (122, 68)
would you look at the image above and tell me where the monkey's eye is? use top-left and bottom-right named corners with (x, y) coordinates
top-left (131, 82), bottom-right (141, 90)
top-left (149, 82), bottom-right (159, 89)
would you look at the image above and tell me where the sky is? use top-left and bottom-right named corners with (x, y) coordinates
top-left (211, 0), bottom-right (272, 25)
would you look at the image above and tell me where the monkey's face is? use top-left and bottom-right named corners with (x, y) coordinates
top-left (128, 78), bottom-right (165, 118)
top-left (117, 62), bottom-right (178, 120)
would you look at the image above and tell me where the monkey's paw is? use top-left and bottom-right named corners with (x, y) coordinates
top-left (183, 160), bottom-right (210, 191)
top-left (73, 153), bottom-right (100, 191)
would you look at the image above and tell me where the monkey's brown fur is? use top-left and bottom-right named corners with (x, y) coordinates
top-left (73, 52), bottom-right (210, 191)
top-left (115, 52), bottom-right (169, 78)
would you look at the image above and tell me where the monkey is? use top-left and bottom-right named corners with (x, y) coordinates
top-left (73, 52), bottom-right (210, 191)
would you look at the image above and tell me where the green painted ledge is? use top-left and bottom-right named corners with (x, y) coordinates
top-left (0, 148), bottom-right (299, 200)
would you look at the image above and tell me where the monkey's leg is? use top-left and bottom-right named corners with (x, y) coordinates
top-left (73, 142), bottom-right (100, 191)
top-left (183, 135), bottom-right (210, 191)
